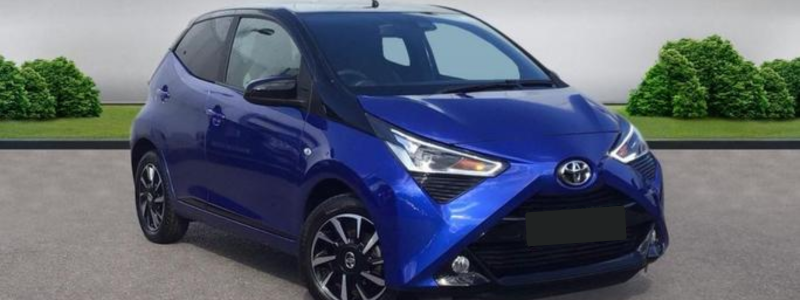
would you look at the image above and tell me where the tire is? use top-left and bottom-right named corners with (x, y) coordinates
top-left (300, 194), bottom-right (398, 300)
top-left (134, 151), bottom-right (189, 244)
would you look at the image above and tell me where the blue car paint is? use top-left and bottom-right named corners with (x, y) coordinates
top-left (358, 89), bottom-right (619, 145)
top-left (205, 77), bottom-right (309, 237)
top-left (131, 5), bottom-right (668, 292)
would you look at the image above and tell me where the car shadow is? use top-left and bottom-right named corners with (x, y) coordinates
top-left (460, 274), bottom-right (653, 300)
top-left (180, 222), bottom-right (303, 286)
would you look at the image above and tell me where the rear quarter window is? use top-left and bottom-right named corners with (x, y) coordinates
top-left (174, 17), bottom-right (234, 82)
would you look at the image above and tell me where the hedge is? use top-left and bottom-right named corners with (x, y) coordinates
top-left (760, 67), bottom-right (796, 119)
top-left (0, 56), bottom-right (30, 120)
top-left (762, 58), bottom-right (800, 116)
top-left (628, 49), bottom-right (708, 118)
top-left (23, 57), bottom-right (101, 118)
top-left (20, 66), bottom-right (57, 119)
top-left (631, 35), bottom-right (795, 120)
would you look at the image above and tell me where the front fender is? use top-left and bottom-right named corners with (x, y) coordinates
top-left (300, 115), bottom-right (538, 288)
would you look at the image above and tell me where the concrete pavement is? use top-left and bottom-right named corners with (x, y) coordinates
top-left (0, 150), bottom-right (798, 300)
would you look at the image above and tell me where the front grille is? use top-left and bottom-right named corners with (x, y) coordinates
top-left (470, 224), bottom-right (651, 277)
top-left (412, 173), bottom-right (484, 202)
top-left (507, 187), bottom-right (632, 218)
top-left (469, 186), bottom-right (654, 278)
top-left (630, 153), bottom-right (657, 180)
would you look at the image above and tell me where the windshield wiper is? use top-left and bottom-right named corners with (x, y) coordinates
top-left (439, 79), bottom-right (556, 94)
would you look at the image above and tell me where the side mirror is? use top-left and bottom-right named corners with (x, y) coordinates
top-left (244, 76), bottom-right (304, 108)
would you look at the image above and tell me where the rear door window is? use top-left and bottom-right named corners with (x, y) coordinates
top-left (174, 17), bottom-right (234, 82)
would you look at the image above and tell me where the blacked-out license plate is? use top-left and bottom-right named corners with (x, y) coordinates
top-left (525, 206), bottom-right (626, 246)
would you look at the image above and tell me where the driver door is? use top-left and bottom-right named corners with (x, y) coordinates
top-left (204, 17), bottom-right (310, 237)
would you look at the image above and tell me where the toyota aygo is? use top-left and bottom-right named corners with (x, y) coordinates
top-left (130, 3), bottom-right (668, 299)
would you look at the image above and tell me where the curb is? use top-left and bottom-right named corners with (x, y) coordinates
top-left (0, 140), bottom-right (129, 150)
top-left (648, 140), bottom-right (800, 150)
top-left (0, 140), bottom-right (798, 150)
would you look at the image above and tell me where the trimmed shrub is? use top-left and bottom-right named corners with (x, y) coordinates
top-left (713, 61), bottom-right (769, 119)
top-left (22, 57), bottom-right (101, 118)
top-left (762, 58), bottom-right (800, 116)
top-left (0, 56), bottom-right (30, 120)
top-left (19, 67), bottom-right (57, 120)
top-left (760, 66), bottom-right (796, 119)
top-left (628, 49), bottom-right (708, 118)
top-left (664, 35), bottom-right (768, 119)
top-left (628, 63), bottom-right (672, 116)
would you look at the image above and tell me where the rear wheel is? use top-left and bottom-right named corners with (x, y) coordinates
top-left (300, 195), bottom-right (397, 300)
top-left (134, 151), bottom-right (189, 244)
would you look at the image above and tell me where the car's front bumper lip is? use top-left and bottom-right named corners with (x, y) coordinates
top-left (495, 249), bottom-right (647, 287)
top-left (492, 226), bottom-right (663, 287)
top-left (412, 268), bottom-right (643, 299)
top-left (401, 227), bottom-right (666, 295)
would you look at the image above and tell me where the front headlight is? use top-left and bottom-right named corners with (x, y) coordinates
top-left (387, 129), bottom-right (505, 177)
top-left (368, 116), bottom-right (505, 177)
top-left (610, 124), bottom-right (649, 163)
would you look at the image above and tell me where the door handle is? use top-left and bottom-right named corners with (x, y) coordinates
top-left (156, 86), bottom-right (170, 102)
top-left (206, 108), bottom-right (226, 126)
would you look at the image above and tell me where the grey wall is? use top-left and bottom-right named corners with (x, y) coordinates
top-left (1, 0), bottom-right (798, 103)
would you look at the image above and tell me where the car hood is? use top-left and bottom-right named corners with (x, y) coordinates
top-left (358, 88), bottom-right (620, 146)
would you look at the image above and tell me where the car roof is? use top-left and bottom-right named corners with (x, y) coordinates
top-left (197, 1), bottom-right (459, 20)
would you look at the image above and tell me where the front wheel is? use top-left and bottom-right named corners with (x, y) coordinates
top-left (300, 195), bottom-right (397, 300)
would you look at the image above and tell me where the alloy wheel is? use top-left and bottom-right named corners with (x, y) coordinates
top-left (138, 164), bottom-right (166, 233)
top-left (311, 214), bottom-right (387, 300)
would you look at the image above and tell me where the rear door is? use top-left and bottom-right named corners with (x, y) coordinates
top-left (160, 17), bottom-right (234, 202)
top-left (204, 16), bottom-right (310, 237)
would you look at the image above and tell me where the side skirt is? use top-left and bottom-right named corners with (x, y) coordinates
top-left (175, 197), bottom-right (299, 255)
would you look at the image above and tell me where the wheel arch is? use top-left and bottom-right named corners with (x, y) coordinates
top-left (303, 177), bottom-right (358, 221)
top-left (300, 160), bottom-right (380, 223)
top-left (131, 138), bottom-right (158, 176)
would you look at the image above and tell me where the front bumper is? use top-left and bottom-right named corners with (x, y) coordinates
top-left (460, 187), bottom-right (664, 288)
top-left (358, 134), bottom-right (669, 290)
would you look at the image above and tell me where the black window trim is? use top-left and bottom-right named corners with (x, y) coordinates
top-left (219, 16), bottom-right (242, 90)
top-left (170, 10), bottom-right (317, 106)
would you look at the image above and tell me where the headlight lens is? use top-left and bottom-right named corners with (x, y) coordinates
top-left (610, 125), bottom-right (649, 163)
top-left (384, 128), bottom-right (505, 177)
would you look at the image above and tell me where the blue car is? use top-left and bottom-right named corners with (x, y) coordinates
top-left (131, 2), bottom-right (668, 299)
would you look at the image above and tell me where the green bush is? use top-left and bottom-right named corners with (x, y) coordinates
top-left (664, 35), bottom-right (769, 119)
top-left (19, 67), bottom-right (57, 120)
top-left (23, 57), bottom-right (101, 118)
top-left (713, 61), bottom-right (769, 119)
top-left (0, 56), bottom-right (30, 120)
top-left (760, 66), bottom-right (796, 119)
top-left (762, 58), bottom-right (800, 116)
top-left (628, 49), bottom-right (708, 118)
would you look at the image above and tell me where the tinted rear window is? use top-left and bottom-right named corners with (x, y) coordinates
top-left (174, 17), bottom-right (234, 82)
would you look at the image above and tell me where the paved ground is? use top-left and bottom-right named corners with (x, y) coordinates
top-left (0, 150), bottom-right (798, 300)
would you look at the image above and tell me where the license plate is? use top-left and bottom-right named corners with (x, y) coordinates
top-left (526, 206), bottom-right (626, 246)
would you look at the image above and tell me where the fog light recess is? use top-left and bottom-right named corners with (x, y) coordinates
top-left (435, 255), bottom-right (490, 287)
top-left (638, 228), bottom-right (657, 254)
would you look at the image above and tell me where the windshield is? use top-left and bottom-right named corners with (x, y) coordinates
top-left (300, 12), bottom-right (553, 96)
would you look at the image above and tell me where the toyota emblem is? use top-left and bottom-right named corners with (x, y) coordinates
top-left (557, 160), bottom-right (592, 186)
